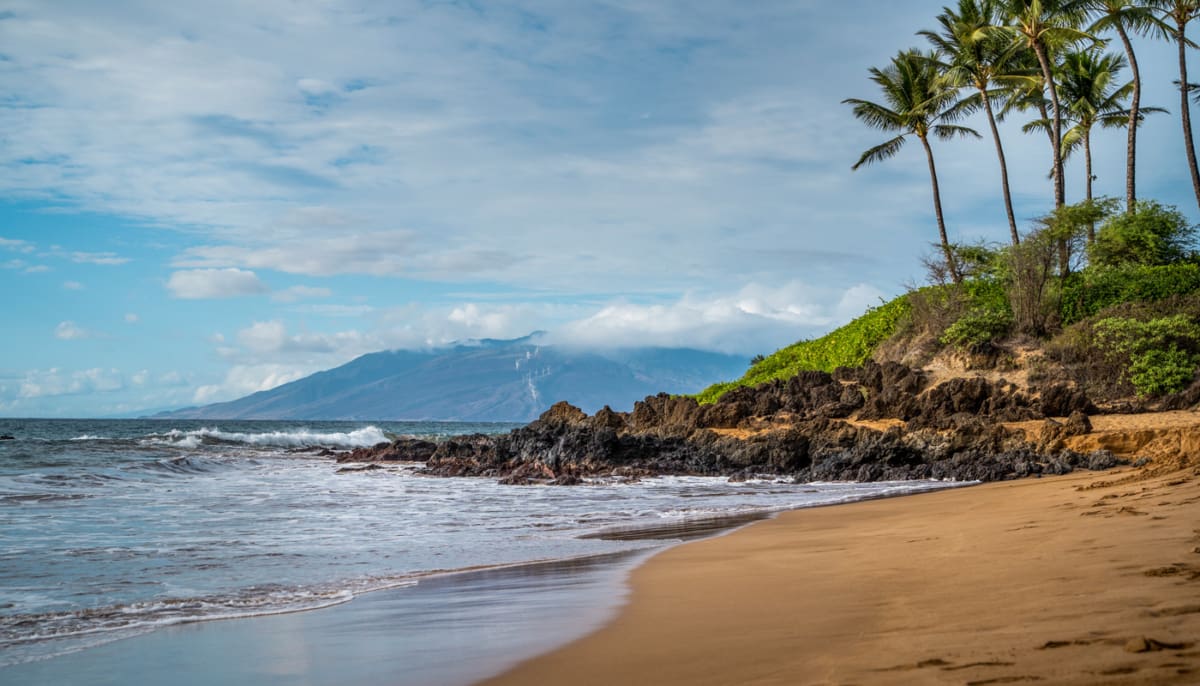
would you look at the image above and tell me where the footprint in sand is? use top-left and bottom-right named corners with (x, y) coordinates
top-left (1124, 636), bottom-right (1191, 653)
top-left (1143, 604), bottom-right (1200, 618)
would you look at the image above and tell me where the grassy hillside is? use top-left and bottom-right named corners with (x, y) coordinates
top-left (695, 296), bottom-right (910, 404)
top-left (696, 199), bottom-right (1200, 406)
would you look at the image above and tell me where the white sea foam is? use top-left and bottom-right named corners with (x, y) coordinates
top-left (146, 426), bottom-right (390, 449)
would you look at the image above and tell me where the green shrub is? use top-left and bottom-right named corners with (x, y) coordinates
top-left (1060, 263), bottom-right (1200, 324)
top-left (1093, 314), bottom-right (1200, 396)
top-left (940, 306), bottom-right (1014, 349)
top-left (1128, 348), bottom-right (1197, 397)
top-left (1089, 200), bottom-right (1197, 268)
top-left (694, 296), bottom-right (910, 404)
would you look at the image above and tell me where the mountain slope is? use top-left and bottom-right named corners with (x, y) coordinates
top-left (160, 338), bottom-right (748, 422)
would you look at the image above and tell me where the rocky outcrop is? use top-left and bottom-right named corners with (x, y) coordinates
top-left (336, 438), bottom-right (439, 463)
top-left (324, 361), bottom-right (1119, 484)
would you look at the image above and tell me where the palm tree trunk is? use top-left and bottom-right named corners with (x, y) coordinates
top-left (1115, 23), bottom-right (1140, 212)
top-left (920, 135), bottom-right (961, 285)
top-left (981, 88), bottom-right (1019, 245)
top-left (1033, 41), bottom-right (1066, 208)
top-left (1085, 127), bottom-right (1095, 243)
top-left (1179, 23), bottom-right (1200, 212)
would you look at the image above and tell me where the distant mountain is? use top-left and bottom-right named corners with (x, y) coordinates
top-left (157, 336), bottom-right (749, 422)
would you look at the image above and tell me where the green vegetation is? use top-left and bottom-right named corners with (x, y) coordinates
top-left (1061, 262), bottom-right (1200, 322)
top-left (695, 298), bottom-right (910, 404)
top-left (940, 306), bottom-right (1015, 348)
top-left (1089, 200), bottom-right (1198, 267)
top-left (1094, 314), bottom-right (1200, 395)
top-left (698, 197), bottom-right (1199, 404)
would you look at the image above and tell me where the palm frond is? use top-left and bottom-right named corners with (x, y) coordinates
top-left (1023, 117), bottom-right (1052, 135)
top-left (851, 135), bottom-right (908, 170)
top-left (1060, 125), bottom-right (1085, 161)
top-left (842, 98), bottom-right (905, 132)
top-left (933, 124), bottom-right (983, 140)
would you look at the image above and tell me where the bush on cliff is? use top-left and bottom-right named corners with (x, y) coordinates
top-left (694, 296), bottom-right (910, 404)
top-left (1094, 314), bottom-right (1200, 397)
top-left (1049, 295), bottom-right (1200, 399)
top-left (1089, 200), bottom-right (1198, 269)
top-left (1059, 263), bottom-right (1200, 324)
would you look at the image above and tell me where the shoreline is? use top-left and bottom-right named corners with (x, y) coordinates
top-left (0, 479), bottom-right (965, 685)
top-left (479, 464), bottom-right (1200, 686)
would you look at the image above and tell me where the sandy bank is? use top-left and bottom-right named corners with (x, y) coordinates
top-left (481, 459), bottom-right (1200, 685)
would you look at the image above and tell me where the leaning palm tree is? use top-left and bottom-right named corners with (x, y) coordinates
top-left (844, 50), bottom-right (981, 283)
top-left (997, 0), bottom-right (1097, 208)
top-left (1054, 49), bottom-right (1165, 239)
top-left (922, 0), bottom-right (1036, 245)
top-left (1087, 0), bottom-right (1168, 210)
top-left (1151, 0), bottom-right (1200, 211)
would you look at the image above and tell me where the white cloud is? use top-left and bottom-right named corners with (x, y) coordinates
top-left (3, 259), bottom-right (50, 273)
top-left (166, 268), bottom-right (268, 299)
top-left (374, 302), bottom-right (562, 350)
top-left (270, 284), bottom-right (332, 303)
top-left (124, 312), bottom-right (139, 323)
top-left (236, 320), bottom-right (368, 356)
top-left (18, 367), bottom-right (124, 398)
top-left (0, 237), bottom-right (34, 253)
top-left (159, 371), bottom-right (187, 386)
top-left (65, 250), bottom-right (130, 266)
top-left (54, 321), bottom-right (93, 340)
top-left (548, 282), bottom-right (881, 354)
top-left (296, 78), bottom-right (336, 95)
top-left (192, 364), bottom-right (311, 404)
top-left (175, 232), bottom-right (420, 278)
top-left (131, 369), bottom-right (150, 385)
top-left (62, 280), bottom-right (84, 290)
top-left (294, 304), bottom-right (374, 317)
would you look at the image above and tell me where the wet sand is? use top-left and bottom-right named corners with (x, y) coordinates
top-left (1, 553), bottom-right (644, 686)
top-left (482, 466), bottom-right (1200, 685)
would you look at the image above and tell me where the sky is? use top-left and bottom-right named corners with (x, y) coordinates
top-left (1, 0), bottom-right (1198, 417)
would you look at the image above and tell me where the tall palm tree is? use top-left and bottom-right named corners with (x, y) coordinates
top-left (922, 0), bottom-right (1034, 245)
top-left (1152, 0), bottom-right (1200, 211)
top-left (1088, 0), bottom-right (1168, 210)
top-left (999, 48), bottom-right (1058, 152)
top-left (998, 0), bottom-right (1096, 208)
top-left (844, 50), bottom-right (982, 284)
top-left (1055, 49), bottom-right (1165, 239)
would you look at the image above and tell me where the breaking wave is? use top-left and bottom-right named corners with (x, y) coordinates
top-left (144, 426), bottom-right (391, 450)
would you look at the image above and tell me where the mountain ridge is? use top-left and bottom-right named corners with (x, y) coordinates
top-left (156, 337), bottom-right (748, 422)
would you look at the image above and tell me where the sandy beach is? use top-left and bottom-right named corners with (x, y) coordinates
top-left (482, 458), bottom-right (1200, 685)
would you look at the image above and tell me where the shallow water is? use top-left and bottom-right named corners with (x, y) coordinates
top-left (0, 419), bottom-right (968, 680)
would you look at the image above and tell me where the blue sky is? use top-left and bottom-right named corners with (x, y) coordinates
top-left (1, 0), bottom-right (1197, 417)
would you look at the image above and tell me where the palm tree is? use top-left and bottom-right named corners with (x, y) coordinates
top-left (1152, 0), bottom-right (1200, 211)
top-left (922, 0), bottom-right (1034, 245)
top-left (1087, 1), bottom-right (1168, 210)
top-left (999, 48), bottom-right (1058, 152)
top-left (1055, 49), bottom-right (1165, 239)
top-left (998, 0), bottom-right (1096, 208)
top-left (844, 50), bottom-right (982, 283)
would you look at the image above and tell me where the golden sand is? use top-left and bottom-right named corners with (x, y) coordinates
top-left (481, 458), bottom-right (1200, 685)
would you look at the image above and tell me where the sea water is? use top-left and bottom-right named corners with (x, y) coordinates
top-left (0, 419), bottom-right (963, 681)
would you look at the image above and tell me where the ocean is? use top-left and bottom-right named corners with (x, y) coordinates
top-left (0, 419), bottom-right (963, 684)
